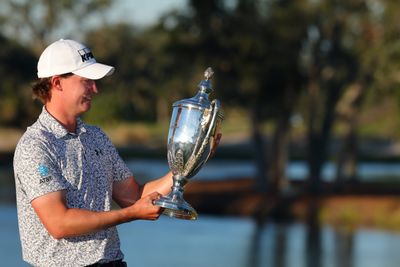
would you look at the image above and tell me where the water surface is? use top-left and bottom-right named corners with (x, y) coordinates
top-left (3, 204), bottom-right (400, 267)
top-left (127, 159), bottom-right (400, 183)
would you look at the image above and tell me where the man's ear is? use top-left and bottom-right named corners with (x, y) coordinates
top-left (50, 76), bottom-right (62, 91)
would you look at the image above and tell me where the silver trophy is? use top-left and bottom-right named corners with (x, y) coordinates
top-left (154, 67), bottom-right (223, 220)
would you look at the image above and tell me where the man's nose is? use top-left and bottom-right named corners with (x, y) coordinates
top-left (91, 81), bottom-right (98, 94)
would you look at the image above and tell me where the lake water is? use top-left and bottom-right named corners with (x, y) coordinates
top-left (3, 203), bottom-right (400, 267)
top-left (127, 158), bottom-right (400, 183)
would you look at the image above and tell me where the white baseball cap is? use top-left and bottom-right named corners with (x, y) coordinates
top-left (37, 39), bottom-right (115, 80)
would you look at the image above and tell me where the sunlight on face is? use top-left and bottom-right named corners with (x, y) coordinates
top-left (60, 75), bottom-right (98, 115)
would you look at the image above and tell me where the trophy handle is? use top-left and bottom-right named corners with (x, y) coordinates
top-left (204, 99), bottom-right (222, 141)
top-left (204, 99), bottom-right (223, 161)
top-left (183, 100), bottom-right (222, 176)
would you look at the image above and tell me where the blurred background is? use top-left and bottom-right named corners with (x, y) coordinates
top-left (2, 0), bottom-right (400, 266)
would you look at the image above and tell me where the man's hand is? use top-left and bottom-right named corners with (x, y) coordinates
top-left (126, 192), bottom-right (163, 221)
top-left (209, 133), bottom-right (222, 159)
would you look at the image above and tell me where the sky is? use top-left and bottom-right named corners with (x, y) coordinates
top-left (110, 0), bottom-right (188, 27)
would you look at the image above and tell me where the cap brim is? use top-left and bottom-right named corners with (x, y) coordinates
top-left (72, 62), bottom-right (115, 80)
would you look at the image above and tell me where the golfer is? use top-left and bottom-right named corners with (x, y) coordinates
top-left (14, 39), bottom-right (173, 267)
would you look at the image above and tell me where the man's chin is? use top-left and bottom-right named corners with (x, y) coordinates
top-left (79, 103), bottom-right (92, 114)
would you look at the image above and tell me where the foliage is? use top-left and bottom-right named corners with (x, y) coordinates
top-left (0, 35), bottom-right (37, 127)
top-left (0, 0), bottom-right (113, 54)
top-left (85, 22), bottom-right (188, 124)
top-left (3, 0), bottom-right (400, 192)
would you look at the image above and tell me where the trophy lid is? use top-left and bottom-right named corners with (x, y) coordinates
top-left (173, 67), bottom-right (214, 110)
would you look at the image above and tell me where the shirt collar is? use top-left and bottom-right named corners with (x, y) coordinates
top-left (38, 107), bottom-right (87, 138)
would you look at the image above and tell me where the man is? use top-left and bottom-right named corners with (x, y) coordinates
top-left (13, 39), bottom-right (173, 267)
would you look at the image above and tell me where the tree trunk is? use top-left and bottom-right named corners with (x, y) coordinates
top-left (156, 96), bottom-right (169, 124)
top-left (307, 81), bottom-right (324, 194)
top-left (270, 85), bottom-right (296, 193)
top-left (307, 80), bottom-right (342, 194)
top-left (251, 106), bottom-right (268, 192)
top-left (335, 82), bottom-right (366, 188)
top-left (270, 113), bottom-right (290, 193)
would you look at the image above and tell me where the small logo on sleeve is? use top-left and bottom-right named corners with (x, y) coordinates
top-left (38, 164), bottom-right (53, 184)
top-left (38, 164), bottom-right (49, 176)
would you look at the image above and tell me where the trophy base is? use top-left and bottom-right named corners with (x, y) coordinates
top-left (154, 196), bottom-right (198, 220)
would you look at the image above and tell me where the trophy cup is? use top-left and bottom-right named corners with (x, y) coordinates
top-left (154, 67), bottom-right (223, 220)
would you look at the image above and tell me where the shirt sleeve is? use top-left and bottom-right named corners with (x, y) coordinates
top-left (14, 136), bottom-right (67, 202)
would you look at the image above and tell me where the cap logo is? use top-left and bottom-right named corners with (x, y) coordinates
top-left (78, 48), bottom-right (94, 62)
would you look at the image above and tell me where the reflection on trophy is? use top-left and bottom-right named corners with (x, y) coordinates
top-left (154, 67), bottom-right (223, 220)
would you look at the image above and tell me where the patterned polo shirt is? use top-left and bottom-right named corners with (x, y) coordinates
top-left (13, 107), bottom-right (133, 267)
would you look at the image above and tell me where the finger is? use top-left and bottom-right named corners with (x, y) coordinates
top-left (148, 191), bottom-right (161, 199)
top-left (150, 192), bottom-right (162, 206)
top-left (216, 133), bottom-right (222, 144)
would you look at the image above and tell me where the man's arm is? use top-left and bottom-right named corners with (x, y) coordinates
top-left (112, 172), bottom-right (173, 208)
top-left (31, 189), bottom-right (161, 240)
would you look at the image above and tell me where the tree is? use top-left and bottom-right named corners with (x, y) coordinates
top-left (84, 22), bottom-right (186, 125)
top-left (0, 0), bottom-right (113, 55)
top-left (0, 35), bottom-right (37, 127)
top-left (301, 0), bottom-right (400, 192)
top-left (0, 0), bottom-right (115, 127)
top-left (156, 0), bottom-right (311, 193)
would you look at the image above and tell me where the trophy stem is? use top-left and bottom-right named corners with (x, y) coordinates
top-left (153, 175), bottom-right (198, 220)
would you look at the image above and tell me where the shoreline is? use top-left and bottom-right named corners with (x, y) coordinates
top-left (185, 178), bottom-right (400, 231)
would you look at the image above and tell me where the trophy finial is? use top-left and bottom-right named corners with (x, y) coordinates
top-left (204, 67), bottom-right (214, 80)
top-left (198, 67), bottom-right (214, 93)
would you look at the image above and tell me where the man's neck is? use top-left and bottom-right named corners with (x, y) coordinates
top-left (45, 104), bottom-right (77, 133)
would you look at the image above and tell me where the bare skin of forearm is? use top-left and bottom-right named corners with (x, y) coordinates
top-left (32, 173), bottom-right (173, 239)
top-left (51, 207), bottom-right (128, 238)
top-left (32, 190), bottom-right (161, 239)
top-left (141, 171), bottom-right (173, 197)
top-left (112, 172), bottom-right (173, 208)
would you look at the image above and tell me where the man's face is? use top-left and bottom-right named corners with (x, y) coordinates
top-left (59, 74), bottom-right (98, 115)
